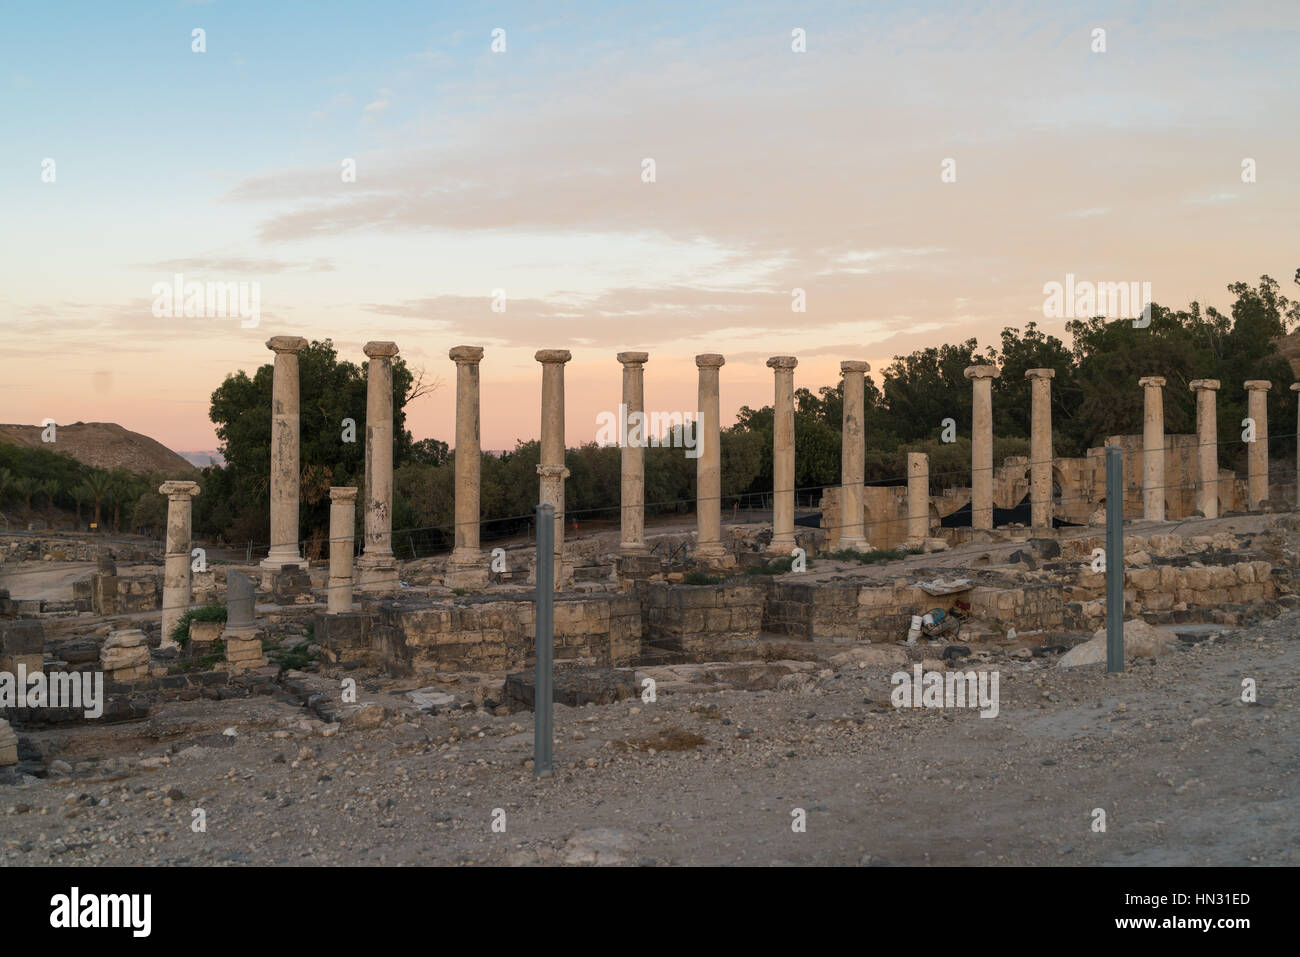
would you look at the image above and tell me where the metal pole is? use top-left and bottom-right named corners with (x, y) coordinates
top-left (534, 504), bottom-right (554, 777)
top-left (1105, 446), bottom-right (1124, 673)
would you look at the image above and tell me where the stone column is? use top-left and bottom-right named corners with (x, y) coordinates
top-left (358, 341), bottom-right (399, 593)
top-left (964, 365), bottom-right (1000, 530)
top-left (1245, 380), bottom-right (1271, 509)
top-left (617, 351), bottom-right (649, 555)
top-left (1139, 376), bottom-right (1166, 522)
top-left (1025, 368), bottom-right (1055, 530)
top-left (1190, 379), bottom-right (1220, 518)
top-left (536, 349), bottom-right (572, 587)
top-left (327, 486), bottom-right (357, 614)
top-left (1292, 383), bottom-right (1300, 508)
top-left (159, 480), bottom-right (200, 649)
top-left (695, 354), bottom-right (727, 561)
top-left (767, 356), bottom-right (798, 554)
top-left (838, 361), bottom-right (870, 549)
top-left (906, 452), bottom-right (929, 545)
top-left (261, 336), bottom-right (308, 583)
top-left (448, 346), bottom-right (486, 576)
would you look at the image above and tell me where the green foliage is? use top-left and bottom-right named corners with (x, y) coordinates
top-left (683, 571), bottom-right (724, 585)
top-left (744, 555), bottom-right (812, 575)
top-left (170, 603), bottom-right (227, 646)
top-left (264, 638), bottom-right (318, 671)
top-left (197, 338), bottom-right (424, 547)
top-left (826, 546), bottom-right (922, 565)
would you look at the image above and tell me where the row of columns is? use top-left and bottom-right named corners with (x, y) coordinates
top-left (260, 336), bottom-right (398, 593)
top-left (159, 345), bottom-right (1300, 631)
top-left (1142, 377), bottom-right (1278, 519)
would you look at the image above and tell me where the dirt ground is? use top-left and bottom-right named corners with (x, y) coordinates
top-left (2, 606), bottom-right (1295, 866)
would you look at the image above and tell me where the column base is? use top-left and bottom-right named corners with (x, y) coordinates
top-left (444, 563), bottom-right (490, 590)
top-left (260, 553), bottom-right (307, 590)
top-left (528, 557), bottom-right (573, 591)
top-left (766, 536), bottom-right (796, 556)
top-left (695, 540), bottom-right (727, 558)
top-left (619, 541), bottom-right (649, 557)
top-left (833, 537), bottom-right (871, 553)
top-left (356, 554), bottom-right (399, 594)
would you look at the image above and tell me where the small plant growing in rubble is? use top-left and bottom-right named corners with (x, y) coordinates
top-left (264, 638), bottom-right (318, 671)
top-left (744, 555), bottom-right (812, 575)
top-left (826, 546), bottom-right (922, 565)
top-left (684, 571), bottom-right (725, 586)
top-left (171, 603), bottom-right (227, 647)
top-left (452, 587), bottom-right (468, 596)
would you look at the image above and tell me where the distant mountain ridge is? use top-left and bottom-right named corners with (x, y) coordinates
top-left (0, 421), bottom-right (199, 478)
top-left (178, 449), bottom-right (226, 468)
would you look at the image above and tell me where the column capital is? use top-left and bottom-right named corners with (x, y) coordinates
top-left (329, 486), bottom-right (359, 502)
top-left (364, 341), bottom-right (399, 359)
top-left (1190, 378), bottom-right (1221, 392)
top-left (840, 360), bottom-right (870, 374)
top-left (617, 351), bottom-right (649, 366)
top-left (449, 345), bottom-right (484, 364)
top-left (158, 480), bottom-right (200, 499)
top-left (1025, 368), bottom-right (1055, 380)
top-left (535, 349), bottom-right (572, 364)
top-left (695, 353), bottom-right (725, 369)
top-left (767, 356), bottom-right (799, 371)
top-left (266, 336), bottom-right (308, 355)
top-left (536, 464), bottom-right (571, 479)
top-left (1244, 379), bottom-right (1272, 392)
top-left (1138, 376), bottom-right (1166, 388)
top-left (963, 364), bottom-right (999, 380)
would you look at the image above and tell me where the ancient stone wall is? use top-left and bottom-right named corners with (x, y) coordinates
top-left (362, 593), bottom-right (640, 678)
top-left (642, 582), bottom-right (763, 658)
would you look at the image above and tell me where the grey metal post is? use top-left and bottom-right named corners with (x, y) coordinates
top-left (1105, 447), bottom-right (1124, 673)
top-left (534, 504), bottom-right (555, 777)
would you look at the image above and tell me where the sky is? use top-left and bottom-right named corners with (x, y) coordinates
top-left (2, 0), bottom-right (1297, 454)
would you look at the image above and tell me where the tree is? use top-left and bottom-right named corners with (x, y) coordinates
top-left (11, 476), bottom-right (38, 511)
top-left (83, 471), bottom-right (111, 531)
top-left (200, 338), bottom-right (436, 546)
top-left (39, 479), bottom-right (60, 511)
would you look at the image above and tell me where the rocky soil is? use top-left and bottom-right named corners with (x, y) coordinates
top-left (2, 608), bottom-right (1295, 866)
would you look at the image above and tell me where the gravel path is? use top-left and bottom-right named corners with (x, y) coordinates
top-left (3, 609), bottom-right (1295, 866)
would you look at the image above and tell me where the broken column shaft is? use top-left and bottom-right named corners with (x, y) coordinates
top-left (159, 480), bottom-right (200, 648)
top-left (327, 486), bottom-right (357, 614)
top-left (767, 356), bottom-right (798, 554)
top-left (536, 349), bottom-right (572, 587)
top-left (262, 336), bottom-right (308, 582)
top-left (358, 341), bottom-right (399, 593)
top-left (617, 351), bottom-right (649, 555)
top-left (964, 365), bottom-right (1000, 530)
top-left (1190, 379), bottom-right (1220, 518)
top-left (695, 354), bottom-right (726, 561)
top-left (1245, 380), bottom-right (1271, 509)
top-left (1139, 376), bottom-right (1166, 522)
top-left (1025, 368), bottom-right (1055, 529)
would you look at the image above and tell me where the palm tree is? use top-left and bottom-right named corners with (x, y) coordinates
top-left (107, 470), bottom-right (140, 534)
top-left (71, 483), bottom-right (92, 529)
top-left (11, 476), bottom-right (39, 511)
top-left (83, 471), bottom-right (112, 532)
top-left (39, 478), bottom-right (60, 511)
top-left (0, 467), bottom-right (13, 507)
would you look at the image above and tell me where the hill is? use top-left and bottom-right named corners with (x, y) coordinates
top-left (0, 422), bottom-right (199, 478)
